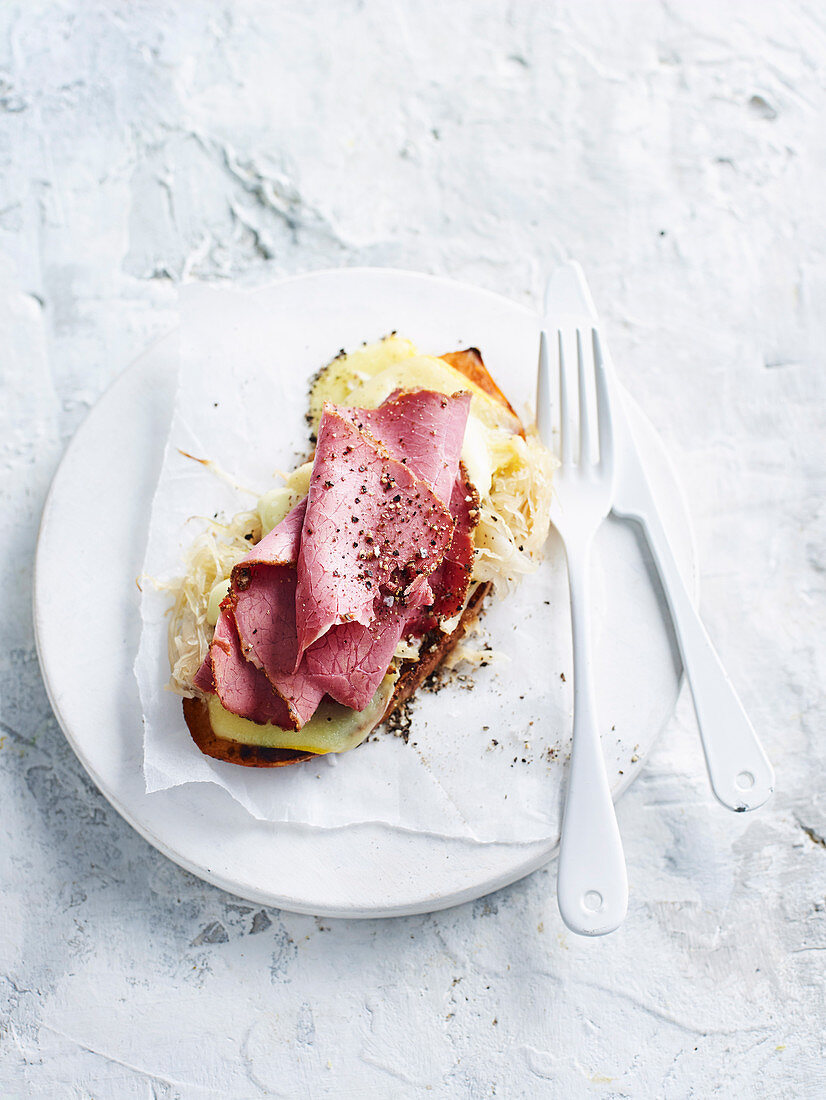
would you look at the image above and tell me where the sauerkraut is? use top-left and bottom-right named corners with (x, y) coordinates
top-left (472, 428), bottom-right (556, 591)
top-left (161, 507), bottom-right (261, 696)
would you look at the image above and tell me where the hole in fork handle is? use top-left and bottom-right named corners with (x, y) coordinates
top-left (583, 890), bottom-right (603, 913)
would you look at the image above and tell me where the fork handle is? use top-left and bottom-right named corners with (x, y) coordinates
top-left (622, 502), bottom-right (775, 811)
top-left (557, 538), bottom-right (629, 936)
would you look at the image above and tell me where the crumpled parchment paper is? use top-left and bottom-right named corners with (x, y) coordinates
top-left (135, 283), bottom-right (591, 844)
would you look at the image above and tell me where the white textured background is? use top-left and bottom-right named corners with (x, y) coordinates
top-left (2, 2), bottom-right (825, 1096)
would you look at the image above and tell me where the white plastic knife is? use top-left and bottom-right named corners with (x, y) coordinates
top-left (545, 262), bottom-right (774, 812)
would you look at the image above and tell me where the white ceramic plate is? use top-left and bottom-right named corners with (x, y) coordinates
top-left (34, 268), bottom-right (695, 917)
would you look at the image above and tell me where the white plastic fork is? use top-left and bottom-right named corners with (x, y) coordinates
top-left (537, 327), bottom-right (629, 936)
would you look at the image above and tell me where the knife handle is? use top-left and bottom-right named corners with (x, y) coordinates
top-left (618, 500), bottom-right (775, 812)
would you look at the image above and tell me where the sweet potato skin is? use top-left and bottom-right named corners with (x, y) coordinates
top-left (441, 348), bottom-right (521, 426)
top-left (183, 697), bottom-right (315, 767)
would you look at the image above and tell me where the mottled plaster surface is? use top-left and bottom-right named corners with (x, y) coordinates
top-left (1, 1), bottom-right (825, 1096)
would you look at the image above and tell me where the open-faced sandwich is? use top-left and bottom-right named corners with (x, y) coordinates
top-left (165, 337), bottom-right (554, 766)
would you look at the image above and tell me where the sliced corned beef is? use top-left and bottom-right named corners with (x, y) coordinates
top-left (338, 392), bottom-right (475, 636)
top-left (226, 498), bottom-right (327, 728)
top-left (340, 390), bottom-right (471, 503)
top-left (226, 494), bottom-right (427, 721)
top-left (293, 406), bottom-right (455, 659)
top-left (199, 388), bottom-right (474, 730)
top-left (300, 572), bottom-right (433, 710)
top-left (209, 607), bottom-right (294, 728)
top-left (230, 498), bottom-right (305, 675)
top-left (407, 467), bottom-right (480, 634)
top-left (192, 653), bottom-right (215, 694)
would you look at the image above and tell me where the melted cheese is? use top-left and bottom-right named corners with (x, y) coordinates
top-left (307, 335), bottom-right (418, 426)
top-left (206, 578), bottom-right (231, 626)
top-left (208, 669), bottom-right (398, 753)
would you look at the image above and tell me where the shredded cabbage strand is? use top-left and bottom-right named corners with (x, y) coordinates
top-left (472, 428), bottom-right (556, 592)
top-left (161, 508), bottom-right (260, 696)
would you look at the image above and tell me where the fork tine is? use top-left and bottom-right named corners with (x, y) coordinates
top-left (577, 329), bottom-right (593, 465)
top-left (592, 328), bottom-right (613, 467)
top-left (558, 330), bottom-right (573, 464)
top-left (536, 330), bottom-right (553, 450)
